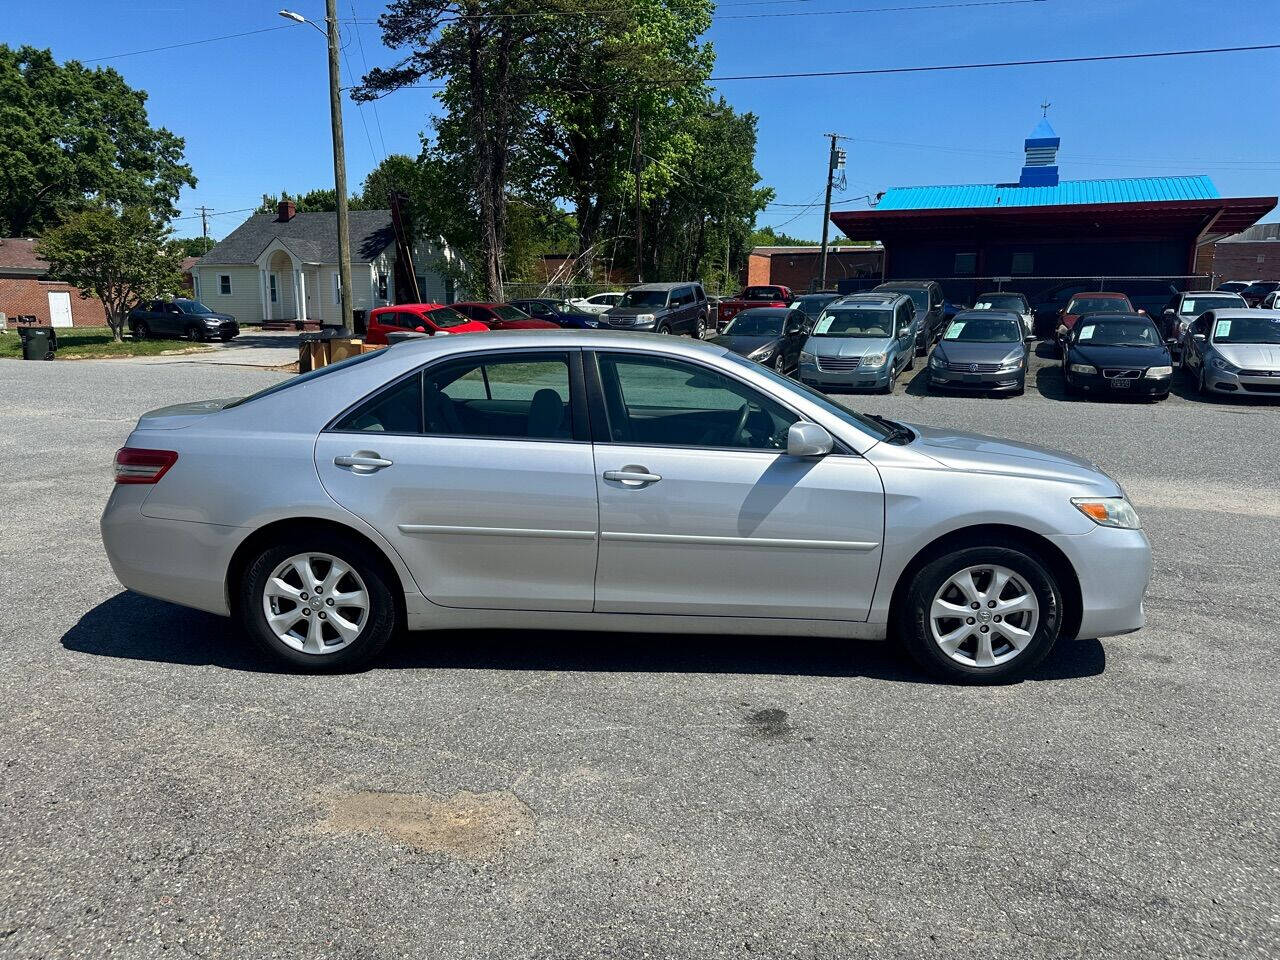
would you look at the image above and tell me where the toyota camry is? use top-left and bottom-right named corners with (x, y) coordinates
top-left (101, 331), bottom-right (1150, 683)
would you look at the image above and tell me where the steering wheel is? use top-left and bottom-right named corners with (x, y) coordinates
top-left (725, 402), bottom-right (751, 446)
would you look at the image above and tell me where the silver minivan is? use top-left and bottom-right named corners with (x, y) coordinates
top-left (798, 294), bottom-right (917, 392)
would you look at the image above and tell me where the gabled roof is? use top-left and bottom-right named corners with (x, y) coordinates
top-left (196, 210), bottom-right (395, 266)
top-left (874, 175), bottom-right (1220, 211)
top-left (0, 238), bottom-right (49, 274)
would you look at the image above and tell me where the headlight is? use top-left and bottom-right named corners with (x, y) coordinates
top-left (1069, 363), bottom-right (1097, 375)
top-left (997, 357), bottom-right (1025, 372)
top-left (1211, 356), bottom-right (1239, 373)
top-left (862, 353), bottom-right (887, 368)
top-left (799, 350), bottom-right (814, 364)
top-left (749, 345), bottom-right (774, 362)
top-left (636, 313), bottom-right (656, 324)
top-left (929, 354), bottom-right (946, 369)
top-left (1072, 497), bottom-right (1141, 529)
top-left (1144, 365), bottom-right (1172, 378)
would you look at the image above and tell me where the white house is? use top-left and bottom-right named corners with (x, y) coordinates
top-left (191, 200), bottom-right (457, 326)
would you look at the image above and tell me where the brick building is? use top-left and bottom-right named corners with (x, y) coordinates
top-left (0, 238), bottom-right (107, 329)
top-left (742, 244), bottom-right (884, 290)
top-left (1195, 222), bottom-right (1280, 283)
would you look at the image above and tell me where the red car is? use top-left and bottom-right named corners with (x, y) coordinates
top-left (365, 303), bottom-right (490, 345)
top-left (716, 285), bottom-right (792, 331)
top-left (1056, 292), bottom-right (1135, 346)
top-left (452, 302), bottom-right (559, 330)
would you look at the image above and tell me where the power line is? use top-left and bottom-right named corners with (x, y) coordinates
top-left (173, 206), bottom-right (258, 221)
top-left (349, 2), bottom-right (391, 162)
top-left (82, 25), bottom-right (292, 63)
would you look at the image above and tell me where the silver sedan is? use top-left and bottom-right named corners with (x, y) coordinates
top-left (101, 331), bottom-right (1150, 683)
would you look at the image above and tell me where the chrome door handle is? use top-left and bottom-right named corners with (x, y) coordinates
top-left (603, 466), bottom-right (661, 486)
top-left (334, 452), bottom-right (394, 473)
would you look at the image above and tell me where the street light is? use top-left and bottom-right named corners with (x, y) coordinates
top-left (279, 4), bottom-right (353, 334)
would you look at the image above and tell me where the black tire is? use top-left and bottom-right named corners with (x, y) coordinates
top-left (656, 323), bottom-right (671, 335)
top-left (694, 314), bottom-right (707, 339)
top-left (1062, 367), bottom-right (1078, 397)
top-left (237, 532), bottom-right (398, 671)
top-left (185, 324), bottom-right (203, 342)
top-left (904, 352), bottom-right (914, 372)
top-left (880, 369), bottom-right (896, 394)
top-left (132, 321), bottom-right (150, 341)
top-left (898, 544), bottom-right (1063, 684)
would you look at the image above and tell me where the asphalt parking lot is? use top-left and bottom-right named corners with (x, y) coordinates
top-left (1, 350), bottom-right (1277, 959)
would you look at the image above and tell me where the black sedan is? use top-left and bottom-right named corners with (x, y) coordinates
top-left (1062, 313), bottom-right (1174, 401)
top-left (707, 307), bottom-right (810, 374)
top-left (927, 310), bottom-right (1029, 395)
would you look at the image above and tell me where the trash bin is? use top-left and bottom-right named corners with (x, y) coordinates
top-left (19, 326), bottom-right (54, 360)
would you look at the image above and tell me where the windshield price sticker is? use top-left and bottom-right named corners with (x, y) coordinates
top-left (1215, 320), bottom-right (1232, 338)
top-left (973, 303), bottom-right (991, 310)
top-left (813, 315), bottom-right (834, 334)
top-left (944, 322), bottom-right (966, 339)
top-left (1079, 325), bottom-right (1095, 340)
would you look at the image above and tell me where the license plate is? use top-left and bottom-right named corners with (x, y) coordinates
top-left (1110, 378), bottom-right (1134, 389)
top-left (964, 374), bottom-right (980, 383)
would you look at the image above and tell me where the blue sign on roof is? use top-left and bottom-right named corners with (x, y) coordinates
top-left (875, 175), bottom-right (1221, 211)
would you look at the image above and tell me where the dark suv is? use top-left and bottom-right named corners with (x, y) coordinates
top-left (129, 298), bottom-right (239, 341)
top-left (872, 280), bottom-right (945, 353)
top-left (599, 282), bottom-right (709, 337)
top-left (1240, 280), bottom-right (1280, 307)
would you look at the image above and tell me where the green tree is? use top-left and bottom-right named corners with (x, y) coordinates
top-left (0, 45), bottom-right (194, 237)
top-left (173, 236), bottom-right (215, 258)
top-left (751, 226), bottom-right (819, 248)
top-left (255, 188), bottom-right (373, 214)
top-left (36, 205), bottom-right (183, 342)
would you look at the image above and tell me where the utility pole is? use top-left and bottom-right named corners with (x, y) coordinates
top-left (818, 133), bottom-right (846, 292)
top-left (633, 109), bottom-right (644, 283)
top-left (198, 205), bottom-right (210, 240)
top-left (325, 0), bottom-right (353, 333)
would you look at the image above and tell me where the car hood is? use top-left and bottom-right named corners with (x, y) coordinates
top-left (1071, 343), bottom-right (1170, 367)
top-left (906, 423), bottom-right (1120, 491)
top-left (136, 398), bottom-right (239, 430)
top-left (606, 306), bottom-right (667, 318)
top-left (1215, 343), bottom-right (1280, 369)
top-left (933, 341), bottom-right (1024, 364)
top-left (194, 312), bottom-right (236, 322)
top-left (807, 336), bottom-right (894, 357)
top-left (708, 334), bottom-right (781, 356)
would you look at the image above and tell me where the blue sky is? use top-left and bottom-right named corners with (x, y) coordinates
top-left (10, 0), bottom-right (1279, 241)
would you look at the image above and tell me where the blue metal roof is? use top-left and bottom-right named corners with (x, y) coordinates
top-left (875, 176), bottom-right (1221, 211)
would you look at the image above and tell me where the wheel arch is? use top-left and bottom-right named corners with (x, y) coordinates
top-left (888, 523), bottom-right (1083, 642)
top-left (225, 517), bottom-right (407, 628)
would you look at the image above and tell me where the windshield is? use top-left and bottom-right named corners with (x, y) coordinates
top-left (177, 300), bottom-right (214, 315)
top-left (723, 311), bottom-right (784, 337)
top-left (619, 289), bottom-right (669, 308)
top-left (494, 305), bottom-right (529, 321)
top-left (1068, 296), bottom-right (1130, 314)
top-left (225, 351), bottom-right (380, 409)
top-left (1077, 320), bottom-right (1160, 346)
top-left (1212, 315), bottom-right (1280, 345)
top-left (793, 295), bottom-right (837, 318)
top-left (973, 295), bottom-right (1026, 312)
top-left (811, 307), bottom-right (894, 338)
top-left (740, 287), bottom-right (785, 302)
top-left (943, 316), bottom-right (1023, 342)
top-left (428, 307), bottom-right (469, 328)
top-left (723, 353), bottom-right (892, 442)
top-left (1178, 296), bottom-right (1242, 315)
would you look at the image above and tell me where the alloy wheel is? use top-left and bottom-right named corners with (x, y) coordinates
top-left (262, 552), bottom-right (370, 655)
top-left (695, 316), bottom-right (706, 339)
top-left (928, 564), bottom-right (1040, 668)
top-left (773, 353), bottom-right (786, 372)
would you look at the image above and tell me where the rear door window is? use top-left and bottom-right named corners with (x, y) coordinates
top-left (424, 352), bottom-right (577, 441)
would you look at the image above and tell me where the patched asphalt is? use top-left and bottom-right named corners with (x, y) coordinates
top-left (0, 349), bottom-right (1276, 959)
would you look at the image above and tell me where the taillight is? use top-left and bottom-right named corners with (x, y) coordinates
top-left (114, 447), bottom-right (178, 484)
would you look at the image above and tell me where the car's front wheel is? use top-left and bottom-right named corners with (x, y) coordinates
top-left (899, 545), bottom-right (1063, 684)
top-left (238, 534), bottom-right (398, 671)
top-left (185, 324), bottom-right (203, 342)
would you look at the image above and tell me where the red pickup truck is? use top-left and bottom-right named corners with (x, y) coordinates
top-left (716, 285), bottom-right (792, 332)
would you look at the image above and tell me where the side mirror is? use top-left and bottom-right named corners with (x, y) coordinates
top-left (1057, 324), bottom-right (1069, 338)
top-left (1163, 309), bottom-right (1176, 318)
top-left (787, 422), bottom-right (833, 458)
top-left (1137, 309), bottom-right (1147, 316)
top-left (1193, 333), bottom-right (1206, 342)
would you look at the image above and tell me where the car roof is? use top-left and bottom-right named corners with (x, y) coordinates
top-left (952, 309), bottom-right (1023, 321)
top-left (875, 281), bottom-right (936, 289)
top-left (733, 306), bottom-right (790, 315)
top-left (975, 291), bottom-right (1028, 299)
top-left (1078, 312), bottom-right (1152, 322)
top-left (837, 293), bottom-right (904, 306)
top-left (1202, 308), bottom-right (1280, 318)
top-left (628, 282), bottom-right (695, 291)
top-left (1069, 291), bottom-right (1130, 298)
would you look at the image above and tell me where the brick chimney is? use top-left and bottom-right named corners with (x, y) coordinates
top-left (277, 199), bottom-right (297, 222)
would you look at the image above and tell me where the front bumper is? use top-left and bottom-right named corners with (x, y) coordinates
top-left (598, 319), bottom-right (658, 332)
top-left (928, 369), bottom-right (1023, 392)
top-left (208, 321), bottom-right (239, 338)
top-left (1071, 370), bottom-right (1170, 397)
top-left (798, 359), bottom-right (892, 390)
top-left (1204, 366), bottom-right (1280, 395)
top-left (1047, 525), bottom-right (1151, 640)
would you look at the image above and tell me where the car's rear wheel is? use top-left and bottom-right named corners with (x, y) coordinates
top-left (132, 321), bottom-right (150, 341)
top-left (899, 545), bottom-right (1062, 684)
top-left (238, 535), bottom-right (397, 671)
top-left (694, 314), bottom-right (707, 339)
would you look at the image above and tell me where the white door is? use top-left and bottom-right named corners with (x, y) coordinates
top-left (48, 291), bottom-right (73, 328)
top-left (590, 351), bottom-right (885, 620)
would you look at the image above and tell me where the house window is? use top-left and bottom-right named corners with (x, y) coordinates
top-left (953, 253), bottom-right (977, 276)
top-left (219, 274), bottom-right (232, 295)
top-left (377, 272), bottom-right (388, 300)
top-left (1011, 252), bottom-right (1034, 275)
top-left (269, 274), bottom-right (278, 303)
top-left (333, 272), bottom-right (342, 305)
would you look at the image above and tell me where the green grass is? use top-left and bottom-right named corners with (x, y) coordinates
top-left (0, 327), bottom-right (209, 359)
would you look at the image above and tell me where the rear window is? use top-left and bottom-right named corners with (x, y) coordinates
top-left (742, 287), bottom-right (785, 301)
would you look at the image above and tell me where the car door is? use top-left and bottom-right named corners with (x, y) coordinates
top-left (160, 302), bottom-right (185, 336)
top-left (783, 310), bottom-right (807, 368)
top-left (587, 350), bottom-right (885, 619)
top-left (314, 349), bottom-right (599, 611)
top-left (1186, 313), bottom-right (1212, 372)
